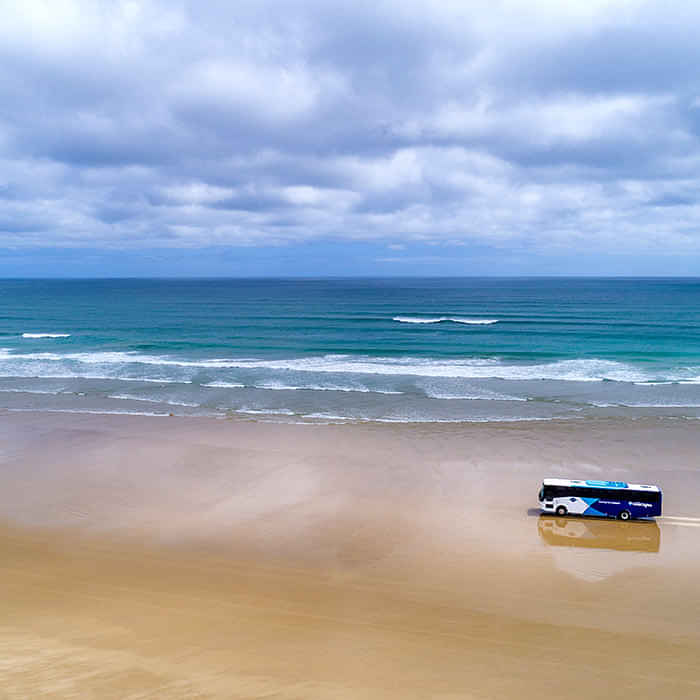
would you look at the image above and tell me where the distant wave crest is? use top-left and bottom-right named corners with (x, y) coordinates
top-left (393, 316), bottom-right (498, 325)
top-left (22, 333), bottom-right (71, 339)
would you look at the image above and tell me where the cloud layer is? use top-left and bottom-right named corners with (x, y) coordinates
top-left (1, 0), bottom-right (700, 264)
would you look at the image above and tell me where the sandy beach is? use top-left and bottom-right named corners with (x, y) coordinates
top-left (1, 411), bottom-right (700, 698)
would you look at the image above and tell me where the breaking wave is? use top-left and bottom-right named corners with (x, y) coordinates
top-left (1, 349), bottom-right (699, 384)
top-left (393, 316), bottom-right (498, 325)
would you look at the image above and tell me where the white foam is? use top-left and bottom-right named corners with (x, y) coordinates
top-left (0, 351), bottom-right (171, 365)
top-left (0, 388), bottom-right (63, 395)
top-left (257, 382), bottom-right (337, 391)
top-left (245, 413), bottom-right (558, 424)
top-left (426, 391), bottom-right (527, 401)
top-left (122, 377), bottom-right (187, 384)
top-left (55, 351), bottom-right (252, 368)
top-left (2, 348), bottom-right (698, 384)
top-left (302, 412), bottom-right (353, 421)
top-left (235, 407), bottom-right (296, 415)
top-left (183, 356), bottom-right (647, 383)
top-left (254, 381), bottom-right (402, 394)
top-left (591, 401), bottom-right (700, 409)
top-left (202, 381), bottom-right (245, 388)
top-left (22, 333), bottom-right (71, 339)
top-left (0, 353), bottom-right (190, 383)
top-left (372, 415), bottom-right (561, 424)
top-left (636, 402), bottom-right (700, 408)
top-left (393, 316), bottom-right (498, 325)
top-left (108, 394), bottom-right (200, 407)
top-left (634, 381), bottom-right (676, 386)
top-left (6, 408), bottom-right (170, 417)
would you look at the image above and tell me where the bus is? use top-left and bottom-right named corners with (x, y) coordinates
top-left (538, 479), bottom-right (662, 520)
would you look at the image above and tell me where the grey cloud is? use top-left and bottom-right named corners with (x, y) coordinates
top-left (490, 21), bottom-right (700, 98)
top-left (647, 194), bottom-right (697, 208)
top-left (1, 0), bottom-right (700, 255)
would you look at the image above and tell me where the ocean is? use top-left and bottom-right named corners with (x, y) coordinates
top-left (2, 278), bottom-right (700, 423)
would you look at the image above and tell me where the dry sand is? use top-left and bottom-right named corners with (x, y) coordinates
top-left (1, 411), bottom-right (699, 698)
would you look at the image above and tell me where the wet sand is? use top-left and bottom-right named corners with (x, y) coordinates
top-left (1, 412), bottom-right (700, 698)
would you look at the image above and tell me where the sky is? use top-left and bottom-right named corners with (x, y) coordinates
top-left (1, 0), bottom-right (700, 276)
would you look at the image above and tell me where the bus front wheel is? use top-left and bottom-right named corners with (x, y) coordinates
top-left (555, 506), bottom-right (568, 517)
top-left (619, 510), bottom-right (631, 521)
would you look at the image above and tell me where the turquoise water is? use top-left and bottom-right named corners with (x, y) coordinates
top-left (1, 278), bottom-right (700, 422)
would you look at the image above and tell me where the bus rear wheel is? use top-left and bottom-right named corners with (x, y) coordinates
top-left (619, 510), bottom-right (631, 521)
top-left (555, 506), bottom-right (568, 516)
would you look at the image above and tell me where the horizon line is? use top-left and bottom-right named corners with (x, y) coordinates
top-left (1, 275), bottom-right (700, 281)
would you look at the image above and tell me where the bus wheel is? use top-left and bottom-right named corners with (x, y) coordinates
top-left (556, 506), bottom-right (567, 517)
top-left (619, 510), bottom-right (631, 521)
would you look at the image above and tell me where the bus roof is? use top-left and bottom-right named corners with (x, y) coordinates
top-left (543, 478), bottom-right (660, 492)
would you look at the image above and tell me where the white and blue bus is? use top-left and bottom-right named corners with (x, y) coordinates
top-left (538, 479), bottom-right (662, 520)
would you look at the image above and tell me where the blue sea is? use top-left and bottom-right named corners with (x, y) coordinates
top-left (2, 278), bottom-right (700, 423)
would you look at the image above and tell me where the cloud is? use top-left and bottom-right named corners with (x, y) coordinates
top-left (1, 0), bottom-right (700, 263)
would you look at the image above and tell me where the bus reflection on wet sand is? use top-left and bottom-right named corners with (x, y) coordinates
top-left (538, 516), bottom-right (660, 553)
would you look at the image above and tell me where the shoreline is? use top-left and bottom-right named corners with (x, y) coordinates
top-left (4, 402), bottom-right (700, 425)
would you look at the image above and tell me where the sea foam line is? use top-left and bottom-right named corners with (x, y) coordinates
top-left (393, 316), bottom-right (498, 325)
top-left (202, 381), bottom-right (245, 388)
top-left (0, 388), bottom-right (65, 395)
top-left (108, 394), bottom-right (200, 407)
top-left (254, 381), bottom-right (403, 394)
top-left (22, 333), bottom-right (71, 339)
top-left (302, 412), bottom-right (354, 421)
top-left (372, 415), bottom-right (563, 424)
top-left (590, 402), bottom-right (700, 408)
top-left (5, 407), bottom-right (170, 417)
top-left (426, 391), bottom-right (527, 401)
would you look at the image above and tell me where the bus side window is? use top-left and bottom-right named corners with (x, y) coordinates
top-left (628, 490), bottom-right (660, 504)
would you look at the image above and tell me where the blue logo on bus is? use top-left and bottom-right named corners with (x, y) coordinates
top-left (585, 480), bottom-right (628, 489)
